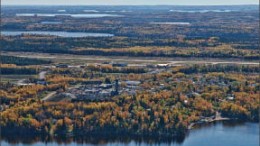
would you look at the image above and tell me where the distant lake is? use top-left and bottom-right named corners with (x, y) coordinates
top-left (169, 10), bottom-right (233, 13)
top-left (58, 10), bottom-right (66, 13)
top-left (2, 31), bottom-right (114, 38)
top-left (150, 22), bottom-right (191, 25)
top-left (0, 122), bottom-right (258, 146)
top-left (40, 21), bottom-right (62, 25)
top-left (83, 10), bottom-right (99, 13)
top-left (16, 13), bottom-right (123, 18)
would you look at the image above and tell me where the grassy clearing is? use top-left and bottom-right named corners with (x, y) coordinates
top-left (0, 75), bottom-right (37, 83)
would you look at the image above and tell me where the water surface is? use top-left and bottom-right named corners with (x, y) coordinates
top-left (150, 22), bottom-right (191, 25)
top-left (16, 13), bottom-right (122, 18)
top-left (169, 10), bottom-right (233, 13)
top-left (40, 21), bottom-right (62, 25)
top-left (2, 31), bottom-right (114, 38)
top-left (0, 122), bottom-right (258, 146)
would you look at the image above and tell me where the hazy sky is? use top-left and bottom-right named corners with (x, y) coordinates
top-left (2, 0), bottom-right (259, 5)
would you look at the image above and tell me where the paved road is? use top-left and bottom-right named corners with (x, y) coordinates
top-left (41, 91), bottom-right (57, 101)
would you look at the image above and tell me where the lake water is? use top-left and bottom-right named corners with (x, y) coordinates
top-left (40, 21), bottom-right (62, 25)
top-left (150, 22), bottom-right (191, 25)
top-left (83, 10), bottom-right (99, 13)
top-left (2, 31), bottom-right (114, 38)
top-left (0, 122), bottom-right (258, 146)
top-left (16, 13), bottom-right (122, 18)
top-left (169, 10), bottom-right (233, 13)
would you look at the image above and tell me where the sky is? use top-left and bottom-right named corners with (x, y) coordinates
top-left (2, 0), bottom-right (259, 5)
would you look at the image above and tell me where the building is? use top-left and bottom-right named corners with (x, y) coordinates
top-left (112, 63), bottom-right (128, 67)
top-left (56, 64), bottom-right (69, 68)
top-left (157, 64), bottom-right (169, 68)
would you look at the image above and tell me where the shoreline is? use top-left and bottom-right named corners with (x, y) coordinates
top-left (188, 117), bottom-right (232, 130)
top-left (0, 121), bottom-right (258, 145)
top-left (1, 120), bottom-right (257, 138)
top-left (188, 112), bottom-right (232, 130)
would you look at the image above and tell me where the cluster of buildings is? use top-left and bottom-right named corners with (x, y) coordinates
top-left (67, 80), bottom-right (119, 101)
top-left (65, 80), bottom-right (142, 101)
top-left (173, 75), bottom-right (238, 101)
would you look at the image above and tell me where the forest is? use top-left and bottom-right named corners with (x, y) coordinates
top-left (0, 64), bottom-right (259, 138)
top-left (1, 64), bottom-right (38, 75)
top-left (1, 55), bottom-right (51, 66)
top-left (0, 5), bottom-right (259, 60)
top-left (0, 5), bottom-right (259, 142)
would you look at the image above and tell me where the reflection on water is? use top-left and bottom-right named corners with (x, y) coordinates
top-left (0, 121), bottom-right (259, 146)
top-left (0, 134), bottom-right (185, 146)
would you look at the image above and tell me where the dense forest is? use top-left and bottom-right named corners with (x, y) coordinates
top-left (1, 64), bottom-right (38, 75)
top-left (1, 6), bottom-right (259, 60)
top-left (174, 64), bottom-right (260, 74)
top-left (1, 55), bottom-right (51, 66)
top-left (1, 64), bottom-right (259, 138)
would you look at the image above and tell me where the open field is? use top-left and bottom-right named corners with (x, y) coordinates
top-left (0, 75), bottom-right (37, 83)
top-left (2, 51), bottom-right (259, 65)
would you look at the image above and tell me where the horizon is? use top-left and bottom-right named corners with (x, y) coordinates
top-left (2, 0), bottom-right (259, 6)
top-left (2, 4), bottom-right (259, 6)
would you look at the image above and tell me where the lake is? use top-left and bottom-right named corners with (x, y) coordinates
top-left (169, 10), bottom-right (233, 13)
top-left (2, 31), bottom-right (114, 38)
top-left (0, 122), bottom-right (258, 146)
top-left (41, 21), bottom-right (62, 25)
top-left (150, 22), bottom-right (191, 25)
top-left (16, 13), bottom-right (123, 18)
